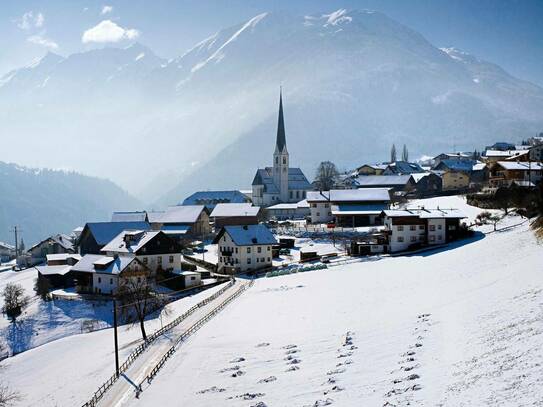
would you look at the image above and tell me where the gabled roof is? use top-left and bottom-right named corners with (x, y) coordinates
top-left (252, 167), bottom-right (312, 193)
top-left (28, 233), bottom-right (74, 252)
top-left (182, 190), bottom-right (249, 209)
top-left (46, 253), bottom-right (81, 263)
top-left (0, 241), bottom-right (15, 251)
top-left (358, 163), bottom-right (388, 171)
top-left (434, 159), bottom-right (478, 172)
top-left (84, 222), bottom-right (151, 246)
top-left (213, 225), bottom-right (277, 246)
top-left (331, 203), bottom-right (388, 215)
top-left (71, 254), bottom-right (138, 275)
top-left (483, 149), bottom-right (529, 158)
top-left (384, 161), bottom-right (425, 175)
top-left (101, 230), bottom-right (164, 254)
top-left (494, 161), bottom-right (543, 171)
top-left (147, 211), bottom-right (165, 223)
top-left (307, 189), bottom-right (391, 203)
top-left (160, 205), bottom-right (206, 224)
top-left (35, 265), bottom-right (72, 276)
top-left (354, 175), bottom-right (413, 187)
top-left (210, 203), bottom-right (260, 218)
top-left (382, 208), bottom-right (466, 219)
top-left (111, 211), bottom-right (148, 222)
top-left (267, 199), bottom-right (309, 210)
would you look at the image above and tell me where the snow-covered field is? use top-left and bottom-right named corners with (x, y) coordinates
top-left (126, 207), bottom-right (543, 406)
top-left (1, 196), bottom-right (542, 406)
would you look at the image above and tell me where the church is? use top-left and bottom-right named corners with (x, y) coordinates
top-left (251, 92), bottom-right (312, 207)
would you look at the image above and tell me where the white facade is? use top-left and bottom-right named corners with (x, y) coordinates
top-left (179, 271), bottom-right (201, 288)
top-left (217, 232), bottom-right (273, 273)
top-left (309, 202), bottom-right (333, 223)
top-left (93, 273), bottom-right (119, 295)
top-left (138, 253), bottom-right (181, 273)
top-left (383, 214), bottom-right (449, 253)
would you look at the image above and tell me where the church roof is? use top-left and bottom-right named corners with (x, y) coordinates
top-left (251, 167), bottom-right (312, 193)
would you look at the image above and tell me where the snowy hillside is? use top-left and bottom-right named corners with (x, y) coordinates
top-left (1, 196), bottom-right (542, 406)
top-left (1, 9), bottom-right (543, 198)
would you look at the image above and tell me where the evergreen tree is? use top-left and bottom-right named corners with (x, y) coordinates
top-left (19, 238), bottom-right (25, 254)
top-left (390, 144), bottom-right (397, 163)
top-left (402, 144), bottom-right (409, 162)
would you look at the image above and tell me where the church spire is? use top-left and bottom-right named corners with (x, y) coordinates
top-left (275, 88), bottom-right (287, 153)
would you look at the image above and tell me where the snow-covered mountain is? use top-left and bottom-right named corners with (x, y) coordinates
top-left (1, 9), bottom-right (543, 203)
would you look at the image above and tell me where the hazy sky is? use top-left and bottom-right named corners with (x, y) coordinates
top-left (1, 0), bottom-right (543, 86)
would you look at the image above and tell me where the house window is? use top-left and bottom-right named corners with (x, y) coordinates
top-left (316, 212), bottom-right (320, 216)
top-left (311, 203), bottom-right (317, 208)
top-left (410, 236), bottom-right (416, 242)
top-left (235, 258), bottom-right (239, 263)
top-left (276, 157), bottom-right (278, 164)
top-left (110, 278), bottom-right (113, 285)
top-left (397, 225), bottom-right (404, 231)
top-left (296, 191), bottom-right (300, 199)
top-left (283, 157), bottom-right (286, 164)
top-left (143, 257), bottom-right (148, 264)
top-left (397, 236), bottom-right (404, 242)
top-left (98, 277), bottom-right (101, 283)
top-left (169, 255), bottom-right (174, 263)
top-left (219, 257), bottom-right (222, 262)
top-left (290, 191), bottom-right (293, 199)
top-left (429, 225), bottom-right (436, 231)
top-left (247, 247), bottom-right (251, 254)
top-left (261, 257), bottom-right (265, 262)
top-left (438, 224), bottom-right (442, 230)
top-left (247, 258), bottom-right (251, 264)
top-left (267, 257), bottom-right (271, 262)
top-left (419, 235), bottom-right (424, 241)
top-left (235, 247), bottom-right (238, 254)
top-left (429, 235), bottom-right (435, 242)
top-left (256, 258), bottom-right (259, 263)
top-left (137, 277), bottom-right (141, 283)
top-left (257, 247), bottom-right (262, 253)
top-left (438, 235), bottom-right (442, 240)
top-left (158, 256), bottom-right (162, 264)
top-left (410, 225), bottom-right (416, 231)
top-left (419, 225), bottom-right (425, 230)
top-left (324, 203), bottom-right (329, 208)
top-left (267, 246), bottom-right (270, 251)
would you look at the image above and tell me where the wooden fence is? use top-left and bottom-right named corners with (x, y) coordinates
top-left (80, 279), bottom-right (235, 407)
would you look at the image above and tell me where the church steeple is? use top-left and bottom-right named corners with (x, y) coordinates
top-left (275, 88), bottom-right (287, 153)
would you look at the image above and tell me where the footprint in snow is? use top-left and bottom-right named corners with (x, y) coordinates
top-left (258, 376), bottom-right (277, 384)
top-left (219, 365), bottom-right (240, 373)
top-left (324, 385), bottom-right (344, 395)
top-left (286, 358), bottom-right (301, 365)
top-left (230, 370), bottom-right (245, 377)
top-left (230, 357), bottom-right (245, 363)
top-left (250, 402), bottom-right (268, 407)
top-left (336, 360), bottom-right (353, 367)
top-left (256, 342), bottom-right (270, 348)
top-left (311, 398), bottom-right (334, 406)
top-left (283, 344), bottom-right (298, 350)
top-left (228, 392), bottom-right (265, 400)
top-left (286, 365), bottom-right (300, 372)
top-left (285, 348), bottom-right (300, 355)
top-left (327, 368), bottom-right (346, 376)
top-left (197, 386), bottom-right (226, 394)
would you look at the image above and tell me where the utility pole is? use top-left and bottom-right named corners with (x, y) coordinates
top-left (113, 299), bottom-right (120, 377)
top-left (10, 226), bottom-right (21, 258)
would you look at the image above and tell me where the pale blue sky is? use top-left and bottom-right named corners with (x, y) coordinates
top-left (1, 0), bottom-right (542, 85)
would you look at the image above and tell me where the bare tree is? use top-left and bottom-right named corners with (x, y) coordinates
top-left (0, 383), bottom-right (20, 407)
top-left (402, 144), bottom-right (409, 162)
top-left (390, 144), bottom-right (397, 163)
top-left (314, 161), bottom-right (339, 191)
top-left (2, 283), bottom-right (29, 322)
top-left (117, 274), bottom-right (168, 341)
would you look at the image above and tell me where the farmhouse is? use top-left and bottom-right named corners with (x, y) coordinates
top-left (27, 234), bottom-right (75, 265)
top-left (101, 230), bottom-right (181, 274)
top-left (251, 92), bottom-right (312, 206)
top-left (213, 225), bottom-right (277, 273)
top-left (356, 163), bottom-right (387, 176)
top-left (71, 254), bottom-right (150, 295)
top-left (209, 203), bottom-right (261, 228)
top-left (381, 208), bottom-right (466, 252)
top-left (433, 152), bottom-right (473, 166)
top-left (264, 199), bottom-right (310, 221)
top-left (353, 174), bottom-right (416, 193)
top-left (306, 189), bottom-right (391, 226)
top-left (152, 205), bottom-right (211, 238)
top-left (78, 221), bottom-right (151, 255)
top-left (488, 161), bottom-right (543, 187)
top-left (0, 241), bottom-right (15, 262)
top-left (35, 254), bottom-right (82, 288)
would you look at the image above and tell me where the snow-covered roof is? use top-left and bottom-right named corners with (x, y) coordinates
top-left (160, 225), bottom-right (191, 235)
top-left (85, 222), bottom-right (151, 245)
top-left (111, 211), bottom-right (147, 222)
top-left (71, 254), bottom-right (137, 275)
top-left (147, 211), bottom-right (165, 223)
top-left (0, 241), bottom-right (15, 250)
top-left (495, 161), bottom-right (543, 171)
top-left (267, 199), bottom-right (309, 210)
top-left (434, 159), bottom-right (479, 172)
top-left (35, 265), bottom-right (72, 276)
top-left (410, 173), bottom-right (431, 183)
top-left (210, 203), bottom-right (260, 218)
top-left (182, 190), bottom-right (250, 209)
top-left (307, 189), bottom-right (390, 203)
top-left (46, 253), bottom-right (81, 263)
top-left (213, 225), bottom-right (277, 246)
top-left (382, 208), bottom-right (466, 219)
top-left (354, 175), bottom-right (413, 187)
top-left (484, 149), bottom-right (529, 157)
top-left (384, 161), bottom-right (425, 175)
top-left (331, 203), bottom-right (388, 215)
top-left (101, 230), bottom-right (163, 254)
top-left (160, 205), bottom-right (206, 224)
top-left (28, 233), bottom-right (74, 252)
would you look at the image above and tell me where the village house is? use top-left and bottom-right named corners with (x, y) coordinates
top-left (35, 253), bottom-right (82, 288)
top-left (353, 174), bottom-right (416, 193)
top-left (78, 221), bottom-right (151, 255)
top-left (0, 241), bottom-right (15, 262)
top-left (151, 205), bottom-right (211, 239)
top-left (71, 254), bottom-right (151, 295)
top-left (182, 190), bottom-right (251, 211)
top-left (213, 224), bottom-right (277, 274)
top-left (306, 188), bottom-right (391, 226)
top-left (432, 152), bottom-right (474, 166)
top-left (410, 173), bottom-right (443, 196)
top-left (482, 149), bottom-right (529, 162)
top-left (383, 161), bottom-right (425, 175)
top-left (175, 271), bottom-right (202, 288)
top-left (488, 161), bottom-right (543, 187)
top-left (111, 211), bottom-right (148, 222)
top-left (441, 170), bottom-right (471, 191)
top-left (209, 203), bottom-right (261, 229)
top-left (101, 230), bottom-right (182, 275)
top-left (251, 92), bottom-right (312, 206)
top-left (433, 159), bottom-right (488, 190)
top-left (264, 199), bottom-right (310, 221)
top-left (381, 208), bottom-right (466, 253)
top-left (26, 234), bottom-right (75, 266)
top-left (356, 163), bottom-right (387, 176)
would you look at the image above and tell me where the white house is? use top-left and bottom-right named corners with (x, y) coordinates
top-left (251, 92), bottom-right (312, 206)
top-left (264, 199), bottom-right (310, 221)
top-left (176, 271), bottom-right (201, 288)
top-left (101, 230), bottom-right (182, 274)
top-left (306, 189), bottom-right (392, 226)
top-left (71, 254), bottom-right (151, 295)
top-left (212, 225), bottom-right (278, 273)
top-left (381, 209), bottom-right (466, 253)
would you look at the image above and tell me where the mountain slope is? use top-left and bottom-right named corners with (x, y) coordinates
top-left (0, 162), bottom-right (142, 245)
top-left (1, 9), bottom-right (543, 202)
